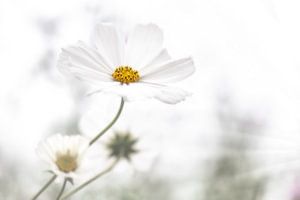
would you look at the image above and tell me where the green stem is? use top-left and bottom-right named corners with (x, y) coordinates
top-left (89, 97), bottom-right (124, 146)
top-left (59, 159), bottom-right (119, 200)
top-left (31, 174), bottom-right (57, 200)
top-left (56, 178), bottom-right (68, 200)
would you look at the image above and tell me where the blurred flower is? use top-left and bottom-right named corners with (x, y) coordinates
top-left (36, 134), bottom-right (89, 181)
top-left (58, 23), bottom-right (195, 104)
top-left (100, 129), bottom-right (161, 176)
top-left (292, 177), bottom-right (300, 200)
top-left (106, 131), bottom-right (138, 161)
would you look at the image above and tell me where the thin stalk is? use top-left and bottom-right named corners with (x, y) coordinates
top-left (31, 174), bottom-right (57, 200)
top-left (59, 159), bottom-right (119, 200)
top-left (56, 178), bottom-right (68, 200)
top-left (89, 97), bottom-right (124, 146)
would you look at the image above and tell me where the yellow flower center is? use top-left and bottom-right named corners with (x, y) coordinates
top-left (112, 66), bottom-right (140, 84)
top-left (55, 153), bottom-right (78, 173)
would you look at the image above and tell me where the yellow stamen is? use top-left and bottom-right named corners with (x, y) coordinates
top-left (55, 153), bottom-right (78, 173)
top-left (112, 66), bottom-right (140, 84)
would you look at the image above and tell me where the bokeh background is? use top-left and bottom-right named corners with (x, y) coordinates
top-left (1, 0), bottom-right (300, 199)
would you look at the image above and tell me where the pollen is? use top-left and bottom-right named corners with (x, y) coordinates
top-left (112, 66), bottom-right (140, 84)
top-left (55, 153), bottom-right (78, 173)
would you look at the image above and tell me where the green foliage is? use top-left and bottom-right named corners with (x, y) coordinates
top-left (203, 97), bottom-right (267, 200)
top-left (79, 173), bottom-right (172, 200)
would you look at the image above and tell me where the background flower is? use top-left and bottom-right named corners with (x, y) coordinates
top-left (79, 95), bottom-right (165, 173)
top-left (36, 134), bottom-right (90, 181)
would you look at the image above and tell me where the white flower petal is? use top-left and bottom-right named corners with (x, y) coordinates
top-left (89, 81), bottom-right (190, 104)
top-left (140, 49), bottom-right (171, 74)
top-left (141, 57), bottom-right (195, 83)
top-left (154, 86), bottom-right (191, 104)
top-left (67, 66), bottom-right (113, 85)
top-left (95, 23), bottom-right (125, 67)
top-left (77, 41), bottom-right (114, 72)
top-left (36, 143), bottom-right (55, 164)
top-left (57, 46), bottom-right (113, 84)
top-left (75, 136), bottom-right (90, 156)
top-left (58, 42), bottom-right (112, 72)
top-left (93, 82), bottom-right (159, 102)
top-left (125, 24), bottom-right (164, 69)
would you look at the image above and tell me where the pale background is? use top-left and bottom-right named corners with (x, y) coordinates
top-left (0, 0), bottom-right (300, 199)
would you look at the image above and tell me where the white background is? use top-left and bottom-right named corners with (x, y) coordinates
top-left (1, 0), bottom-right (300, 199)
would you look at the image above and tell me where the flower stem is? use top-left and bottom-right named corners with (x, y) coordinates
top-left (56, 178), bottom-right (68, 200)
top-left (31, 174), bottom-right (57, 200)
top-left (59, 159), bottom-right (119, 200)
top-left (89, 97), bottom-right (124, 146)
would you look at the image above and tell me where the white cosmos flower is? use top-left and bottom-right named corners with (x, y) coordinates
top-left (58, 23), bottom-right (195, 104)
top-left (36, 134), bottom-right (89, 180)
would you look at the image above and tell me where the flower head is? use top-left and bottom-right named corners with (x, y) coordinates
top-left (106, 131), bottom-right (138, 161)
top-left (58, 23), bottom-right (195, 104)
top-left (36, 134), bottom-right (89, 180)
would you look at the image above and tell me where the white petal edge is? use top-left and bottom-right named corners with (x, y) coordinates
top-left (76, 41), bottom-right (114, 73)
top-left (86, 82), bottom-right (192, 104)
top-left (86, 82), bottom-right (161, 102)
top-left (154, 86), bottom-right (192, 104)
top-left (141, 57), bottom-right (195, 83)
top-left (139, 48), bottom-right (171, 74)
top-left (125, 24), bottom-right (164, 69)
top-left (57, 45), bottom-right (115, 84)
top-left (95, 23), bottom-right (125, 67)
top-left (58, 41), bottom-right (113, 73)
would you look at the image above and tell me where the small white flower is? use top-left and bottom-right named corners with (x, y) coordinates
top-left (58, 23), bottom-right (195, 104)
top-left (36, 134), bottom-right (89, 180)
